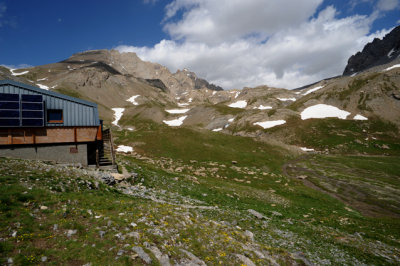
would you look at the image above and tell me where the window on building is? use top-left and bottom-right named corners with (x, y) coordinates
top-left (47, 109), bottom-right (63, 123)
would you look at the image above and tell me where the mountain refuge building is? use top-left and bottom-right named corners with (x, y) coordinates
top-left (0, 80), bottom-right (115, 167)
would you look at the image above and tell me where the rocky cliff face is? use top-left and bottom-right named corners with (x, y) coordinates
top-left (343, 26), bottom-right (400, 75)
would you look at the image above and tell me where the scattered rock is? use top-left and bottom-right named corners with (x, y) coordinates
top-left (132, 246), bottom-right (152, 264)
top-left (270, 211), bottom-right (283, 217)
top-left (66, 229), bottom-right (77, 237)
top-left (41, 256), bottom-right (47, 262)
top-left (99, 231), bottom-right (106, 238)
top-left (292, 252), bottom-right (314, 266)
top-left (180, 249), bottom-right (206, 266)
top-left (236, 254), bottom-right (256, 266)
top-left (126, 231), bottom-right (140, 239)
top-left (40, 205), bottom-right (48, 210)
top-left (149, 246), bottom-right (171, 266)
top-left (244, 230), bottom-right (254, 241)
top-left (248, 209), bottom-right (268, 220)
top-left (130, 222), bottom-right (137, 227)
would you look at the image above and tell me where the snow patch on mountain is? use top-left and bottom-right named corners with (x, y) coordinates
top-left (127, 95), bottom-right (140, 105)
top-left (112, 108), bottom-right (125, 126)
top-left (166, 109), bottom-right (190, 114)
top-left (228, 100), bottom-right (247, 108)
top-left (300, 147), bottom-right (315, 152)
top-left (354, 114), bottom-right (368, 120)
top-left (253, 120), bottom-right (286, 129)
top-left (384, 64), bottom-right (400, 71)
top-left (11, 70), bottom-right (29, 76)
top-left (36, 84), bottom-right (49, 90)
top-left (301, 104), bottom-right (350, 120)
top-left (303, 85), bottom-right (324, 95)
top-left (116, 145), bottom-right (133, 153)
top-left (387, 48), bottom-right (395, 58)
top-left (254, 105), bottom-right (272, 110)
top-left (277, 97), bottom-right (296, 101)
top-left (163, 116), bottom-right (187, 126)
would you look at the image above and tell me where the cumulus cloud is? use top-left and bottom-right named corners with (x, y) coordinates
top-left (376, 0), bottom-right (400, 11)
top-left (163, 0), bottom-right (322, 44)
top-left (116, 1), bottom-right (391, 89)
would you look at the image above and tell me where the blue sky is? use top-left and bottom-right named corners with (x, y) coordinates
top-left (1, 0), bottom-right (399, 89)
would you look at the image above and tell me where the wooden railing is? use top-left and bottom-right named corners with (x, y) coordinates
top-left (102, 128), bottom-right (116, 166)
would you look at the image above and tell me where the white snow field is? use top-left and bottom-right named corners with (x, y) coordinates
top-left (116, 145), bottom-right (133, 153)
top-left (384, 64), bottom-right (400, 71)
top-left (112, 108), bottom-right (125, 126)
top-left (163, 116), bottom-right (187, 126)
top-left (166, 109), bottom-right (190, 114)
top-left (127, 95), bottom-right (140, 105)
top-left (254, 105), bottom-right (273, 110)
top-left (303, 85), bottom-right (324, 95)
top-left (300, 147), bottom-right (315, 152)
top-left (36, 84), bottom-right (49, 90)
top-left (354, 114), bottom-right (368, 120)
top-left (228, 100), bottom-right (247, 108)
top-left (301, 104), bottom-right (350, 120)
top-left (11, 69), bottom-right (29, 76)
top-left (253, 120), bottom-right (286, 129)
top-left (212, 128), bottom-right (223, 132)
top-left (277, 97), bottom-right (296, 101)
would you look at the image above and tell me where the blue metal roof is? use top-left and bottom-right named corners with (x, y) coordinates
top-left (0, 80), bottom-right (97, 107)
top-left (0, 79), bottom-right (100, 127)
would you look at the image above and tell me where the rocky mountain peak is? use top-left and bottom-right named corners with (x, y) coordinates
top-left (343, 26), bottom-right (400, 75)
top-left (66, 50), bottom-right (223, 93)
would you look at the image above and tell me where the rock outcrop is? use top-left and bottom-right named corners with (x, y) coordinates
top-left (343, 26), bottom-right (400, 75)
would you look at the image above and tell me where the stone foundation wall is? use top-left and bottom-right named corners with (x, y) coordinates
top-left (0, 143), bottom-right (88, 166)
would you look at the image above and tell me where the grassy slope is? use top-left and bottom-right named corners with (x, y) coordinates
top-left (110, 119), bottom-right (399, 264)
top-left (1, 116), bottom-right (400, 264)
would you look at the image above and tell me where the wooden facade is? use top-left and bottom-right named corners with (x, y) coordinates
top-left (0, 126), bottom-right (102, 145)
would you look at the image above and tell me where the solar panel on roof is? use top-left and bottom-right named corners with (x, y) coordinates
top-left (22, 111), bottom-right (43, 118)
top-left (22, 119), bottom-right (44, 126)
top-left (0, 93), bottom-right (19, 101)
top-left (0, 119), bottom-right (20, 126)
top-left (0, 102), bottom-right (19, 109)
top-left (21, 94), bottom-right (43, 102)
top-left (0, 110), bottom-right (19, 117)
top-left (0, 93), bottom-right (45, 127)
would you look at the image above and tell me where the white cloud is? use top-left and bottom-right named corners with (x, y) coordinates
top-left (377, 0), bottom-right (400, 11)
top-left (163, 0), bottom-right (322, 44)
top-left (116, 1), bottom-right (391, 89)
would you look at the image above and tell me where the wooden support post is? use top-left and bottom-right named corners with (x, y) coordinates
top-left (74, 127), bottom-right (77, 143)
top-left (96, 149), bottom-right (99, 168)
top-left (8, 129), bottom-right (12, 145)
